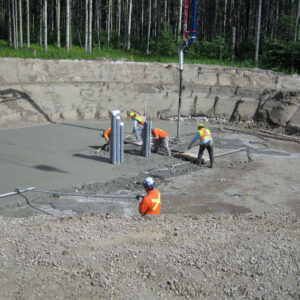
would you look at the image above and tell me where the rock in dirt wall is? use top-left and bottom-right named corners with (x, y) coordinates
top-left (0, 58), bottom-right (299, 130)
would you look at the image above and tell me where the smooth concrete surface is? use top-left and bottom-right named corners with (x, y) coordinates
top-left (0, 120), bottom-right (193, 202)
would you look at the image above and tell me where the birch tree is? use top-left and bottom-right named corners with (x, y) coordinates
top-left (107, 0), bottom-right (111, 49)
top-left (88, 0), bottom-right (93, 52)
top-left (177, 0), bottom-right (183, 40)
top-left (117, 0), bottom-right (121, 49)
top-left (26, 0), bottom-right (30, 48)
top-left (96, 0), bottom-right (101, 51)
top-left (255, 0), bottom-right (262, 67)
top-left (85, 0), bottom-right (88, 51)
top-left (146, 0), bottom-right (151, 54)
top-left (18, 0), bottom-right (23, 48)
top-left (56, 0), bottom-right (60, 47)
top-left (66, 0), bottom-right (70, 51)
top-left (294, 0), bottom-right (300, 42)
top-left (12, 0), bottom-right (18, 49)
top-left (126, 0), bottom-right (132, 51)
top-left (44, 0), bottom-right (47, 52)
top-left (8, 0), bottom-right (12, 47)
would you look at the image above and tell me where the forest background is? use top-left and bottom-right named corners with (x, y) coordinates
top-left (0, 0), bottom-right (299, 74)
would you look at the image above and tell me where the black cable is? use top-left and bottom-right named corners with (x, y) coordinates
top-left (16, 189), bottom-right (56, 217)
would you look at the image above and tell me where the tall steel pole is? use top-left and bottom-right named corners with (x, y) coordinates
top-left (177, 49), bottom-right (184, 138)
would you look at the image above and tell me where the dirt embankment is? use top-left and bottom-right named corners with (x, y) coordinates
top-left (0, 58), bottom-right (299, 133)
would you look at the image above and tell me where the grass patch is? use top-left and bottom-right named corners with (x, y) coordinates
top-left (0, 39), bottom-right (256, 70)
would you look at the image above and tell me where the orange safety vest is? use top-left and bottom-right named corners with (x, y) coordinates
top-left (198, 128), bottom-right (212, 142)
top-left (139, 188), bottom-right (161, 216)
top-left (104, 128), bottom-right (111, 139)
top-left (135, 115), bottom-right (146, 127)
top-left (152, 128), bottom-right (168, 138)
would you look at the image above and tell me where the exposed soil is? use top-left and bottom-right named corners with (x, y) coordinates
top-left (0, 118), bottom-right (299, 299)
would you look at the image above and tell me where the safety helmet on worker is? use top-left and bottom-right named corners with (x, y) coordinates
top-left (143, 177), bottom-right (155, 189)
top-left (198, 123), bottom-right (205, 129)
top-left (129, 112), bottom-right (136, 118)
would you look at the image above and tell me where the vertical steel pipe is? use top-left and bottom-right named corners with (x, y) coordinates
top-left (120, 122), bottom-right (124, 164)
top-left (148, 120), bottom-right (152, 157)
top-left (110, 111), bottom-right (117, 164)
top-left (116, 115), bottom-right (120, 163)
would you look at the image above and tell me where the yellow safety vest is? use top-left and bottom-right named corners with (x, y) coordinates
top-left (135, 115), bottom-right (145, 127)
top-left (198, 128), bottom-right (212, 141)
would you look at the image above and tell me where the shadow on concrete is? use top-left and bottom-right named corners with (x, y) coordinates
top-left (89, 145), bottom-right (101, 150)
top-left (73, 153), bottom-right (111, 163)
top-left (34, 164), bottom-right (69, 173)
top-left (124, 149), bottom-right (142, 156)
top-left (0, 89), bottom-right (55, 124)
top-left (59, 122), bottom-right (103, 131)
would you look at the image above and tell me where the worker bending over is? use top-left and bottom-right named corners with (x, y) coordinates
top-left (151, 128), bottom-right (171, 156)
top-left (136, 177), bottom-right (161, 216)
top-left (188, 123), bottom-right (214, 168)
top-left (99, 127), bottom-right (111, 152)
top-left (130, 112), bottom-right (146, 141)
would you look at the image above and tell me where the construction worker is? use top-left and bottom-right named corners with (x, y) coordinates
top-left (98, 127), bottom-right (111, 152)
top-left (151, 128), bottom-right (171, 156)
top-left (136, 177), bottom-right (161, 216)
top-left (188, 123), bottom-right (214, 168)
top-left (129, 112), bottom-right (146, 141)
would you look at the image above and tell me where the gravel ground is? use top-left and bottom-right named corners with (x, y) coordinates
top-left (0, 120), bottom-right (299, 299)
top-left (0, 213), bottom-right (299, 300)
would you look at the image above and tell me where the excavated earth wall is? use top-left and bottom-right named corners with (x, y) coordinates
top-left (0, 58), bottom-right (299, 132)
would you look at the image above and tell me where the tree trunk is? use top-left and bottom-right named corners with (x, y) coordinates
top-left (126, 0), bottom-right (132, 51)
top-left (18, 0), bottom-right (23, 48)
top-left (146, 0), bottom-right (151, 54)
top-left (177, 0), bottom-right (183, 40)
top-left (231, 26), bottom-right (236, 66)
top-left (107, 0), bottom-right (111, 49)
top-left (39, 0), bottom-right (42, 46)
top-left (12, 0), bottom-right (18, 49)
top-left (255, 0), bottom-right (262, 67)
top-left (88, 0), bottom-right (93, 52)
top-left (294, 0), bottom-right (300, 42)
top-left (117, 0), bottom-right (121, 49)
top-left (96, 0), bottom-right (101, 51)
top-left (66, 0), bottom-right (70, 51)
top-left (26, 0), bottom-right (30, 48)
top-left (85, 0), bottom-right (88, 51)
top-left (56, 0), bottom-right (60, 47)
top-left (44, 0), bottom-right (47, 52)
top-left (8, 0), bottom-right (12, 47)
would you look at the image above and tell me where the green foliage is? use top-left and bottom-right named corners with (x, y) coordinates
top-left (152, 26), bottom-right (178, 57)
top-left (236, 39), bottom-right (255, 61)
top-left (260, 40), bottom-right (300, 73)
top-left (0, 36), bottom-right (299, 74)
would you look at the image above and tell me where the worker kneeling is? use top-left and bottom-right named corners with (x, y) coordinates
top-left (100, 127), bottom-right (111, 152)
top-left (151, 128), bottom-right (171, 156)
top-left (136, 177), bottom-right (161, 216)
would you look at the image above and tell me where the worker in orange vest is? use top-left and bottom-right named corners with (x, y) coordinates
top-left (136, 177), bottom-right (161, 216)
top-left (188, 123), bottom-right (214, 168)
top-left (129, 112), bottom-right (146, 141)
top-left (151, 128), bottom-right (171, 156)
top-left (96, 127), bottom-right (111, 152)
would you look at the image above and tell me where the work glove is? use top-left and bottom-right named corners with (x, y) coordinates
top-left (135, 195), bottom-right (144, 202)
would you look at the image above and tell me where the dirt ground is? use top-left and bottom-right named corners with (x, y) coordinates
top-left (0, 118), bottom-right (299, 299)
